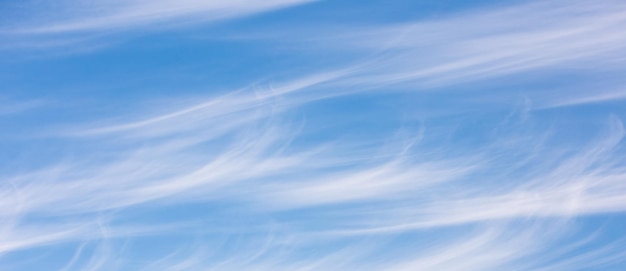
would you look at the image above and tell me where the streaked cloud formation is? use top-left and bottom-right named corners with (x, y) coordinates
top-left (5, 0), bottom-right (312, 33)
top-left (2, 0), bottom-right (626, 270)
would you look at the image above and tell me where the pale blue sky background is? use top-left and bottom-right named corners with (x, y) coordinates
top-left (2, 0), bottom-right (626, 270)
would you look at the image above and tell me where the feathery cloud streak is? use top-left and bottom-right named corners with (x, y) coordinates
top-left (4, 0), bottom-right (313, 34)
top-left (2, 0), bottom-right (626, 270)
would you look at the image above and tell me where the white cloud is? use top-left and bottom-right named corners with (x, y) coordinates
top-left (3, 0), bottom-right (626, 269)
top-left (6, 0), bottom-right (313, 34)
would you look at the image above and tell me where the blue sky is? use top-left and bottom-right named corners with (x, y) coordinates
top-left (2, 0), bottom-right (626, 270)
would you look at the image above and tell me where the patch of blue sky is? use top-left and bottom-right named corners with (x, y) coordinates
top-left (2, 0), bottom-right (626, 270)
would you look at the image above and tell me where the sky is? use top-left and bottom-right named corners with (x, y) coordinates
top-left (2, 0), bottom-right (626, 270)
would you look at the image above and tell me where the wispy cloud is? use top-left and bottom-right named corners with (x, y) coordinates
top-left (3, 0), bottom-right (626, 270)
top-left (5, 0), bottom-right (313, 34)
top-left (0, 98), bottom-right (45, 116)
top-left (0, 0), bottom-right (313, 53)
top-left (3, 83), bottom-right (626, 269)
top-left (254, 0), bottom-right (626, 91)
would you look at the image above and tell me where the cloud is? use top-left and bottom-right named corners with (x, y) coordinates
top-left (5, 0), bottom-right (313, 34)
top-left (0, 0), bottom-right (313, 52)
top-left (3, 0), bottom-right (626, 270)
top-left (3, 81), bottom-right (626, 269)
top-left (250, 0), bottom-right (626, 91)
top-left (0, 98), bottom-right (45, 116)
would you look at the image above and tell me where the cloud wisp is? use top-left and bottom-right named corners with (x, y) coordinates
top-left (0, 0), bottom-right (313, 52)
top-left (3, 0), bottom-right (626, 270)
top-left (4, 0), bottom-right (312, 34)
top-left (3, 82), bottom-right (626, 270)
